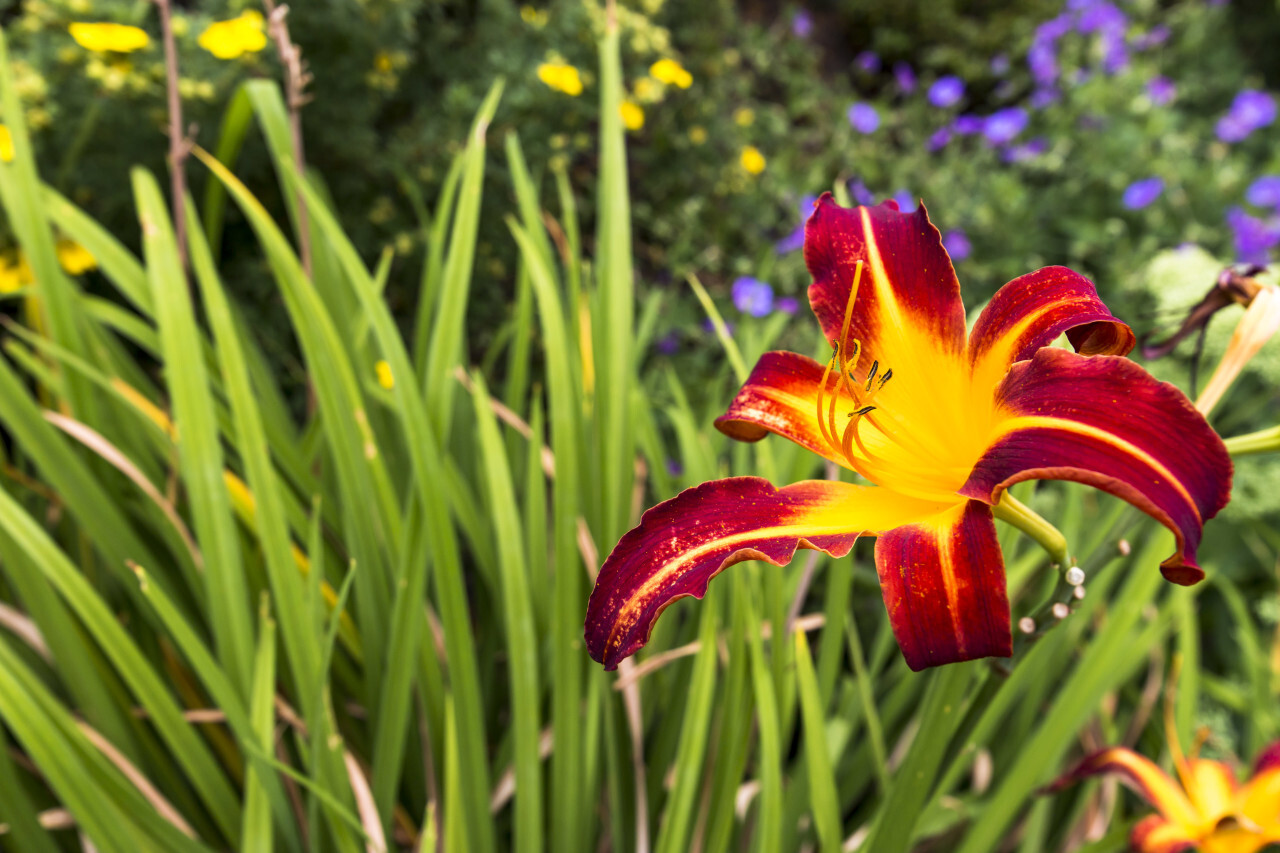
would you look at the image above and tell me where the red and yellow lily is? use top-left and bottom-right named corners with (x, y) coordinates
top-left (1063, 738), bottom-right (1280, 852)
top-left (585, 195), bottom-right (1232, 671)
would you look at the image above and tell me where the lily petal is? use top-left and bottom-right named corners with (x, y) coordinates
top-left (1184, 759), bottom-right (1239, 823)
top-left (1066, 748), bottom-right (1201, 829)
top-left (1252, 742), bottom-right (1280, 776)
top-left (872, 500), bottom-right (1011, 670)
top-left (1240, 761), bottom-right (1280, 833)
top-left (1130, 815), bottom-right (1199, 853)
top-left (967, 265), bottom-right (1135, 394)
top-left (960, 348), bottom-right (1232, 585)
top-left (805, 195), bottom-right (966, 379)
top-left (584, 477), bottom-right (950, 670)
top-left (715, 350), bottom-right (848, 466)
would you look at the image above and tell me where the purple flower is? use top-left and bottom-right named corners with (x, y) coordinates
top-left (1076, 2), bottom-right (1126, 35)
top-left (1227, 206), bottom-right (1280, 264)
top-left (1002, 136), bottom-right (1049, 163)
top-left (942, 229), bottom-right (971, 261)
top-left (928, 75), bottom-right (965, 108)
top-left (1030, 86), bottom-right (1060, 110)
top-left (1121, 177), bottom-right (1164, 210)
top-left (847, 179), bottom-right (876, 206)
top-left (927, 127), bottom-right (952, 152)
top-left (776, 296), bottom-right (800, 315)
top-left (855, 51), bottom-right (881, 74)
top-left (990, 54), bottom-right (1010, 75)
top-left (731, 276), bottom-right (774, 317)
top-left (982, 108), bottom-right (1029, 145)
top-left (1217, 90), bottom-right (1277, 142)
top-left (894, 62), bottom-right (917, 93)
top-left (1246, 175), bottom-right (1280, 208)
top-left (847, 103), bottom-right (880, 133)
top-left (1147, 76), bottom-right (1176, 106)
top-left (1101, 32), bottom-right (1129, 74)
top-left (791, 9), bottom-right (813, 38)
top-left (775, 194), bottom-right (818, 254)
top-left (891, 190), bottom-right (917, 213)
top-left (1134, 24), bottom-right (1171, 50)
top-left (666, 459), bottom-right (683, 476)
top-left (953, 114), bottom-right (985, 134)
top-left (1036, 13), bottom-right (1073, 42)
top-left (655, 331), bottom-right (680, 354)
top-left (1028, 42), bottom-right (1058, 85)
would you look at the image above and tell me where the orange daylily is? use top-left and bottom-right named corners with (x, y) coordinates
top-left (585, 196), bottom-right (1233, 671)
top-left (1063, 737), bottom-right (1280, 852)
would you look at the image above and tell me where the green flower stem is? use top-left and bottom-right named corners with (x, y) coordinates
top-left (992, 491), bottom-right (1070, 568)
top-left (1223, 425), bottom-right (1280, 457)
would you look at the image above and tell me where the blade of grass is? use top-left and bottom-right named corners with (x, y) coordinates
top-left (472, 372), bottom-right (544, 853)
top-left (794, 629), bottom-right (842, 853)
top-left (241, 599), bottom-right (277, 853)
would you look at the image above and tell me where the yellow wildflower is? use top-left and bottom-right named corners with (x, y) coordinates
top-left (56, 240), bottom-right (96, 275)
top-left (0, 125), bottom-right (13, 162)
top-left (740, 145), bottom-right (766, 175)
top-left (537, 62), bottom-right (584, 96)
top-left (520, 6), bottom-right (549, 27)
top-left (650, 58), bottom-right (692, 89)
top-left (688, 125), bottom-right (707, 145)
top-left (620, 100), bottom-right (645, 131)
top-left (634, 77), bottom-right (660, 103)
top-left (734, 107), bottom-right (755, 127)
top-left (198, 11), bottom-right (267, 60)
top-left (69, 22), bottom-right (150, 53)
top-left (0, 253), bottom-right (32, 294)
top-left (376, 360), bottom-right (394, 390)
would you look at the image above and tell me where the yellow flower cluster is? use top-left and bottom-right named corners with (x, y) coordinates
top-left (739, 145), bottom-right (766, 175)
top-left (520, 6), bottom-right (549, 28)
top-left (649, 58), bottom-right (692, 89)
top-left (198, 11), bottom-right (268, 60)
top-left (620, 100), bottom-right (644, 131)
top-left (537, 62), bottom-right (584, 96)
top-left (367, 50), bottom-right (410, 92)
top-left (69, 22), bottom-right (149, 53)
top-left (0, 242), bottom-right (99, 294)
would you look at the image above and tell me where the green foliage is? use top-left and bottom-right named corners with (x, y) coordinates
top-left (0, 6), bottom-right (1277, 853)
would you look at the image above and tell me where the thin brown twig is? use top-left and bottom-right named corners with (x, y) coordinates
top-left (262, 0), bottom-right (314, 276)
top-left (153, 0), bottom-right (189, 271)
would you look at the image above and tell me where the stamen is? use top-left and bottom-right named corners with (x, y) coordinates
top-left (836, 260), bottom-right (864, 350)
top-left (878, 368), bottom-right (893, 389)
top-left (864, 360), bottom-right (879, 392)
top-left (849, 406), bottom-right (876, 417)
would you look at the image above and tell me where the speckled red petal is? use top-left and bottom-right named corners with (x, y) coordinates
top-left (960, 348), bottom-right (1232, 585)
top-left (872, 500), bottom-right (1011, 671)
top-left (584, 477), bottom-right (949, 670)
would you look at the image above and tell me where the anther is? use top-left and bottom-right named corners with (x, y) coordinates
top-left (865, 360), bottom-right (879, 391)
top-left (849, 406), bottom-right (876, 417)
top-left (878, 368), bottom-right (893, 388)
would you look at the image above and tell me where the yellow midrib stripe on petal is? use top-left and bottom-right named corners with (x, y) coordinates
top-left (933, 505), bottom-right (968, 657)
top-left (993, 415), bottom-right (1200, 522)
top-left (859, 206), bottom-right (906, 334)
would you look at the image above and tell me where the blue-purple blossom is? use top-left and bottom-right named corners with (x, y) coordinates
top-left (927, 127), bottom-right (952, 152)
top-left (666, 459), bottom-right (683, 477)
top-left (990, 54), bottom-right (1010, 75)
top-left (776, 296), bottom-right (800, 315)
top-left (1100, 32), bottom-right (1129, 74)
top-left (1217, 90), bottom-right (1276, 142)
top-left (791, 9), bottom-right (813, 38)
top-left (1134, 24), bottom-right (1170, 50)
top-left (1227, 206), bottom-right (1280, 265)
top-left (1246, 175), bottom-right (1280, 209)
top-left (855, 51), bottom-right (881, 73)
top-left (928, 75), bottom-right (965, 108)
top-left (847, 179), bottom-right (876, 206)
top-left (1076, 2), bottom-right (1126, 35)
top-left (953, 114), bottom-right (985, 134)
top-left (983, 108), bottom-right (1029, 145)
top-left (1030, 87), bottom-right (1060, 109)
top-left (894, 62), bottom-right (917, 93)
top-left (655, 331), bottom-right (680, 355)
top-left (1146, 76), bottom-right (1176, 106)
top-left (731, 277), bottom-right (774, 317)
top-left (1002, 137), bottom-right (1049, 163)
top-left (1121, 177), bottom-right (1164, 210)
top-left (942, 229), bottom-right (971, 261)
top-left (775, 194), bottom-right (818, 254)
top-left (847, 103), bottom-right (880, 133)
top-left (892, 190), bottom-right (917, 213)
